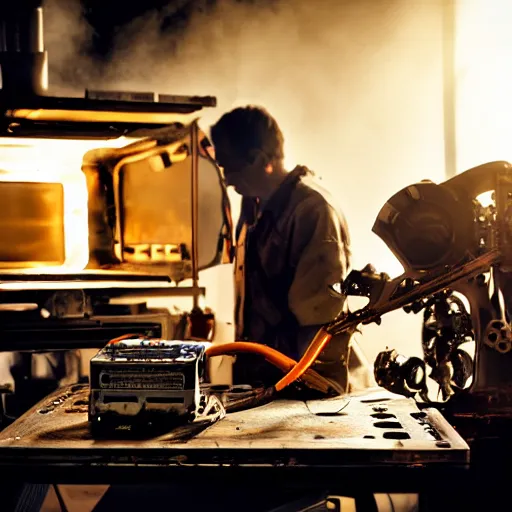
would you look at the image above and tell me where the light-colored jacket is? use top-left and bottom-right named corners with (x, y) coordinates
top-left (233, 166), bottom-right (373, 392)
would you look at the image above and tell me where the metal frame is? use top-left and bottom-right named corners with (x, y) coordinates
top-left (191, 121), bottom-right (200, 309)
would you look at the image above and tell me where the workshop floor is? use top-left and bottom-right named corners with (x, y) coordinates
top-left (40, 488), bottom-right (356, 511)
top-left (40, 487), bottom-right (418, 511)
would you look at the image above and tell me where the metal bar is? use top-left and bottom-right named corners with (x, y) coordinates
top-left (190, 121), bottom-right (200, 309)
top-left (0, 286), bottom-right (205, 302)
top-left (52, 484), bottom-right (69, 512)
top-left (0, 272), bottom-right (174, 282)
top-left (0, 4), bottom-right (47, 96)
top-left (111, 287), bottom-right (205, 300)
top-left (0, 281), bottom-right (203, 291)
top-left (0, 121), bottom-right (171, 139)
top-left (0, 464), bottom-right (469, 491)
top-left (0, 94), bottom-right (216, 114)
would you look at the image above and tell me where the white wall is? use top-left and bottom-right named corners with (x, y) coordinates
top-left (455, 0), bottom-right (512, 172)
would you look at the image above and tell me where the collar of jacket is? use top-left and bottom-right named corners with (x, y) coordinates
top-left (238, 165), bottom-right (313, 233)
top-left (261, 165), bottom-right (312, 219)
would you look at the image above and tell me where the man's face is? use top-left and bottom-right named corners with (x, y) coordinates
top-left (214, 136), bottom-right (267, 198)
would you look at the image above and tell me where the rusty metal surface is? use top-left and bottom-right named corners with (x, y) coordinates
top-left (0, 385), bottom-right (468, 470)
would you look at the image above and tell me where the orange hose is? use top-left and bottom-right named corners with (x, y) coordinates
top-left (106, 333), bottom-right (145, 345)
top-left (274, 328), bottom-right (332, 392)
top-left (205, 341), bottom-right (334, 393)
top-left (206, 342), bottom-right (297, 370)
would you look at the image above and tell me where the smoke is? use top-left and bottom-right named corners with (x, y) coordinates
top-left (43, 0), bottom-right (100, 95)
top-left (44, 0), bottom-right (448, 362)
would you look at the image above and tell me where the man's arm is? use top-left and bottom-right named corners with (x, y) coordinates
top-left (286, 197), bottom-right (373, 390)
top-left (287, 196), bottom-right (349, 327)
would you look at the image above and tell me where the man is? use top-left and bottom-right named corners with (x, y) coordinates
top-left (210, 105), bottom-right (373, 393)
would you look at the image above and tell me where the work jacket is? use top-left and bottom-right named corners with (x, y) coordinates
top-left (233, 166), bottom-right (373, 392)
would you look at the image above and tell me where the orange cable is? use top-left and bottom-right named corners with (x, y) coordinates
top-left (274, 328), bottom-right (332, 392)
top-left (205, 341), bottom-right (334, 393)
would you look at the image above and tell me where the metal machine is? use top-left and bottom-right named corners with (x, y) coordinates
top-left (88, 337), bottom-right (217, 433)
top-left (359, 162), bottom-right (512, 408)
top-left (0, 1), bottom-right (233, 425)
top-left (332, 162), bottom-right (512, 507)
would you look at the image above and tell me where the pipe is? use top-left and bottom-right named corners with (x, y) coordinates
top-left (190, 121), bottom-right (200, 309)
top-left (206, 341), bottom-right (337, 394)
top-left (274, 328), bottom-right (332, 392)
top-left (0, 2), bottom-right (48, 96)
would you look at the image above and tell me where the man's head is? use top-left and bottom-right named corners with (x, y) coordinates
top-left (210, 106), bottom-right (286, 198)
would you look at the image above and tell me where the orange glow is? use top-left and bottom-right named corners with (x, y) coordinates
top-left (7, 109), bottom-right (191, 125)
top-left (0, 136), bottom-right (135, 272)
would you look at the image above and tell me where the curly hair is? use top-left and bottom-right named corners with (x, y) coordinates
top-left (210, 105), bottom-right (285, 164)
